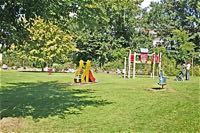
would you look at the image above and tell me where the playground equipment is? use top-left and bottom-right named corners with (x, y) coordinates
top-left (74, 60), bottom-right (96, 83)
top-left (48, 68), bottom-right (53, 75)
top-left (123, 48), bottom-right (162, 79)
top-left (158, 69), bottom-right (166, 88)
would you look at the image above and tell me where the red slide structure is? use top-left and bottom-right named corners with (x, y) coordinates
top-left (89, 70), bottom-right (96, 82)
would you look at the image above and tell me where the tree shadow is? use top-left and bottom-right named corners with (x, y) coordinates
top-left (0, 81), bottom-right (112, 119)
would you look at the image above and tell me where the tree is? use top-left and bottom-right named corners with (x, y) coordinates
top-left (13, 17), bottom-right (75, 70)
top-left (71, 0), bottom-right (146, 66)
top-left (0, 0), bottom-right (76, 52)
top-left (169, 29), bottom-right (196, 64)
top-left (148, 0), bottom-right (200, 51)
top-left (146, 0), bottom-right (200, 68)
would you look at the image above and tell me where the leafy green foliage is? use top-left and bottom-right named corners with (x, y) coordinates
top-left (193, 65), bottom-right (200, 76)
top-left (72, 0), bottom-right (149, 66)
top-left (1, 0), bottom-right (200, 70)
top-left (13, 17), bottom-right (75, 68)
top-left (169, 29), bottom-right (196, 63)
top-left (162, 56), bottom-right (177, 76)
top-left (103, 60), bottom-right (124, 71)
top-left (147, 0), bottom-right (199, 68)
top-left (0, 0), bottom-right (54, 51)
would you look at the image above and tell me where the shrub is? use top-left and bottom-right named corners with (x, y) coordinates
top-left (103, 60), bottom-right (124, 71)
top-left (135, 64), bottom-right (153, 75)
top-left (193, 65), bottom-right (200, 76)
top-left (52, 63), bottom-right (65, 72)
top-left (52, 62), bottom-right (75, 72)
top-left (162, 56), bottom-right (178, 76)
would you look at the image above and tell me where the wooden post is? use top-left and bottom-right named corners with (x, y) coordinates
top-left (133, 52), bottom-right (136, 79)
top-left (124, 57), bottom-right (126, 78)
top-left (128, 50), bottom-right (131, 79)
top-left (152, 52), bottom-right (155, 79)
top-left (159, 52), bottom-right (162, 72)
top-left (157, 52), bottom-right (162, 77)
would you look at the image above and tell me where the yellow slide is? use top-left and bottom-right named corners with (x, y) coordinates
top-left (74, 60), bottom-right (84, 83)
top-left (74, 60), bottom-right (96, 83)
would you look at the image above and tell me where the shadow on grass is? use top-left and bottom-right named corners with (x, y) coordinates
top-left (0, 81), bottom-right (112, 119)
top-left (151, 87), bottom-right (163, 90)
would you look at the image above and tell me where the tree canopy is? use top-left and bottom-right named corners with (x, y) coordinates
top-left (1, 0), bottom-right (199, 72)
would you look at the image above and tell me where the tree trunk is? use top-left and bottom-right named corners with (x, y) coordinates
top-left (41, 63), bottom-right (45, 72)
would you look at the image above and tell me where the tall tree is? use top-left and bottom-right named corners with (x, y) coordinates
top-left (12, 17), bottom-right (75, 70)
top-left (148, 0), bottom-right (200, 51)
top-left (145, 0), bottom-right (200, 66)
top-left (72, 0), bottom-right (145, 65)
top-left (0, 0), bottom-right (76, 52)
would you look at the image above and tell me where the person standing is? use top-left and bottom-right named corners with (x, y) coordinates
top-left (186, 62), bottom-right (191, 80)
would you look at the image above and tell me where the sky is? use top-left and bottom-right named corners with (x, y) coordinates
top-left (140, 0), bottom-right (160, 8)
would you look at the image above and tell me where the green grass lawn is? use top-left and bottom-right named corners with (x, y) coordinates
top-left (0, 71), bottom-right (199, 132)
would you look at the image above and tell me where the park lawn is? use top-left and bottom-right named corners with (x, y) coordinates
top-left (0, 71), bottom-right (199, 132)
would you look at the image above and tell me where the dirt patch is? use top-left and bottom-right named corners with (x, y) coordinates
top-left (0, 117), bottom-right (27, 133)
top-left (145, 88), bottom-right (167, 92)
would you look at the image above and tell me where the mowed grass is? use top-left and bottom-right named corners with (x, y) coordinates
top-left (0, 71), bottom-right (199, 132)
